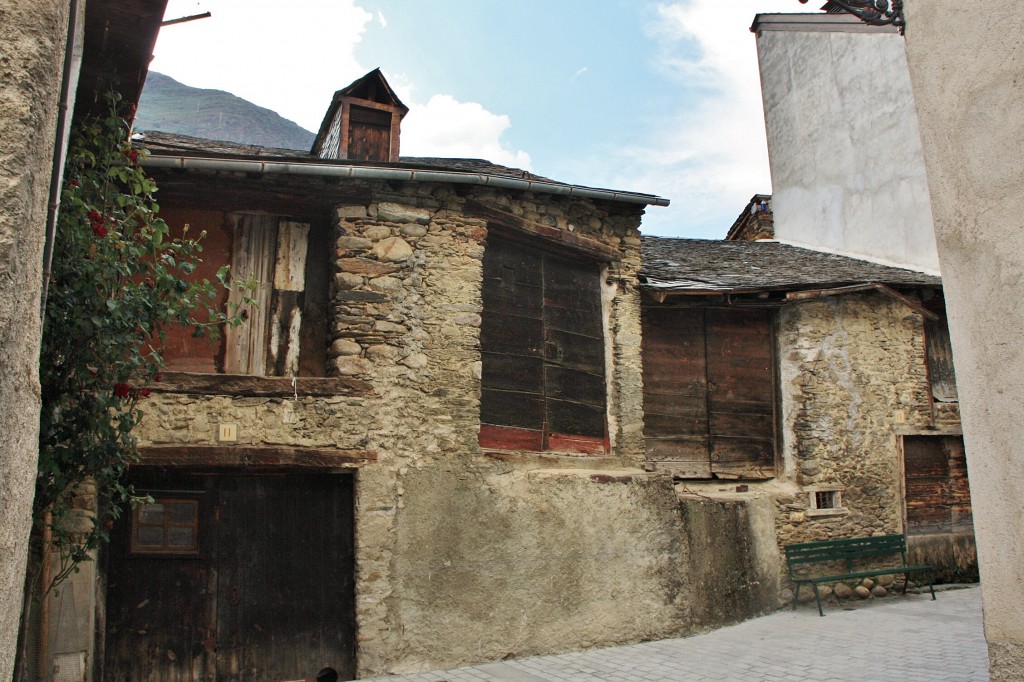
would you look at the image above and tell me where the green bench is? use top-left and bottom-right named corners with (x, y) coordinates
top-left (784, 534), bottom-right (936, 616)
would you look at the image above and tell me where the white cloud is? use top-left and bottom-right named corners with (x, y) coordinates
top-left (596, 0), bottom-right (797, 237)
top-left (377, 10), bottom-right (388, 28)
top-left (400, 95), bottom-right (532, 170)
top-left (571, 66), bottom-right (589, 81)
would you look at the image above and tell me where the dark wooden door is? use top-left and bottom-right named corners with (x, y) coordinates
top-left (104, 473), bottom-right (355, 682)
top-left (479, 235), bottom-right (606, 453)
top-left (642, 306), bottom-right (775, 479)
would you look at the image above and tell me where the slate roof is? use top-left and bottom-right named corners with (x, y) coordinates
top-left (640, 236), bottom-right (940, 293)
top-left (136, 131), bottom-right (561, 184)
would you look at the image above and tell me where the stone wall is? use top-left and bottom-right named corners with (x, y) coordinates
top-left (775, 293), bottom-right (932, 545)
top-left (0, 1), bottom-right (72, 678)
top-left (132, 181), bottom-right (772, 676)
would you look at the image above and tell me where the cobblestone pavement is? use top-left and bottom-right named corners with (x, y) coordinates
top-left (355, 585), bottom-right (987, 682)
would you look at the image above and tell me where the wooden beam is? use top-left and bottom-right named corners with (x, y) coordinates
top-left (465, 199), bottom-right (622, 262)
top-left (786, 283), bottom-right (939, 320)
top-left (150, 371), bottom-right (375, 397)
top-left (137, 445), bottom-right (376, 469)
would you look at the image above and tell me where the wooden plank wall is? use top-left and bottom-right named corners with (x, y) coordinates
top-left (904, 435), bottom-right (973, 534)
top-left (479, 236), bottom-right (607, 454)
top-left (642, 305), bottom-right (776, 479)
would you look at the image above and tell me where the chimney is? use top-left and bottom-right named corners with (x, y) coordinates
top-left (311, 69), bottom-right (408, 163)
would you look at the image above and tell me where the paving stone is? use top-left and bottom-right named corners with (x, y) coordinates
top-left (354, 586), bottom-right (987, 682)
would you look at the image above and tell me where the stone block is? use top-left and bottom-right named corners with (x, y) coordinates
top-left (337, 257), bottom-right (401, 277)
top-left (377, 202), bottom-right (432, 224)
top-left (329, 339), bottom-right (362, 357)
top-left (400, 224), bottom-right (428, 238)
top-left (336, 205), bottom-right (368, 219)
top-left (334, 272), bottom-right (363, 290)
top-left (333, 357), bottom-right (374, 376)
top-left (372, 236), bottom-right (414, 262)
top-left (337, 236), bottom-right (373, 250)
top-left (363, 225), bottom-right (392, 241)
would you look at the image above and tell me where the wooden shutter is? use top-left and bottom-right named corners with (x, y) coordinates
top-left (904, 435), bottom-right (972, 535)
top-left (480, 238), bottom-right (546, 450)
top-left (479, 236), bottom-right (607, 453)
top-left (347, 105), bottom-right (392, 161)
top-left (543, 251), bottom-right (607, 454)
top-left (642, 306), bottom-right (775, 479)
top-left (267, 221), bottom-right (309, 376)
top-left (224, 214), bottom-right (277, 375)
top-left (641, 307), bottom-right (711, 477)
top-left (706, 308), bottom-right (775, 479)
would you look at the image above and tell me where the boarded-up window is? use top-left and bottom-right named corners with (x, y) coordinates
top-left (904, 435), bottom-right (972, 535)
top-left (160, 211), bottom-right (329, 376)
top-left (642, 306), bottom-right (775, 479)
top-left (479, 235), bottom-right (607, 454)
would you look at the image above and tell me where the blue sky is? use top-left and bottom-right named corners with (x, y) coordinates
top-left (151, 0), bottom-right (803, 238)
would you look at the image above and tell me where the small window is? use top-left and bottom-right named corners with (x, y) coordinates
top-left (807, 487), bottom-right (847, 517)
top-left (131, 498), bottom-right (200, 555)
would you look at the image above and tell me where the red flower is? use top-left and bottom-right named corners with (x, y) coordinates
top-left (123, 148), bottom-right (139, 166)
top-left (139, 389), bottom-right (152, 398)
top-left (92, 223), bottom-right (108, 237)
top-left (69, 179), bottom-right (79, 187)
top-left (88, 210), bottom-right (102, 223)
top-left (113, 383), bottom-right (132, 399)
top-left (153, 372), bottom-right (163, 382)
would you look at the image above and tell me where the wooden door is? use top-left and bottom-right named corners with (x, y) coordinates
top-left (479, 235), bottom-right (607, 453)
top-left (642, 306), bottom-right (775, 479)
top-left (104, 473), bottom-right (355, 682)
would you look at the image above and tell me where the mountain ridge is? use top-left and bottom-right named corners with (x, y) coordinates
top-left (134, 72), bottom-right (317, 151)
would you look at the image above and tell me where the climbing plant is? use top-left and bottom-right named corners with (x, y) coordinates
top-left (35, 93), bottom-right (249, 587)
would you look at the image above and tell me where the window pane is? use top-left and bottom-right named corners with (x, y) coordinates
top-left (138, 504), bottom-right (165, 523)
top-left (166, 525), bottom-right (196, 548)
top-left (167, 501), bottom-right (196, 523)
top-left (135, 525), bottom-right (164, 547)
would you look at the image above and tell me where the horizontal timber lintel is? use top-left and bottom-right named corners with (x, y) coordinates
top-left (136, 445), bottom-right (377, 469)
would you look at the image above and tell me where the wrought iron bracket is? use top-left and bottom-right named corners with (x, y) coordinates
top-left (800, 0), bottom-right (906, 34)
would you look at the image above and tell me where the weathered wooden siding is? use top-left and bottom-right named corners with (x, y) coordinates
top-left (925, 315), bottom-right (958, 402)
top-left (642, 305), bottom-right (775, 479)
top-left (103, 473), bottom-right (356, 682)
top-left (479, 235), bottom-right (606, 454)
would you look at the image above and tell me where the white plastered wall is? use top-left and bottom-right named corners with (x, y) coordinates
top-left (754, 14), bottom-right (940, 274)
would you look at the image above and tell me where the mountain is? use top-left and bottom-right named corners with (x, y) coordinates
top-left (134, 72), bottom-right (317, 151)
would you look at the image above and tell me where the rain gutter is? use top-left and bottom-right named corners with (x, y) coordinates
top-left (141, 155), bottom-right (671, 208)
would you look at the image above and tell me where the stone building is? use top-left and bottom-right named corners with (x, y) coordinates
top-left (85, 70), bottom-right (789, 682)
top-left (640, 236), bottom-right (974, 588)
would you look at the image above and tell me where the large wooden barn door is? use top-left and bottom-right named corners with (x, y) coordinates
top-left (104, 473), bottom-right (355, 682)
top-left (642, 306), bottom-right (775, 479)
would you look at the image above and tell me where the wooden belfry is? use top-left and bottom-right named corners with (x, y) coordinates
top-left (312, 68), bottom-right (408, 163)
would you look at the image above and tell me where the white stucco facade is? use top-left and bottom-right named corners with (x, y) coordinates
top-left (902, 2), bottom-right (1024, 679)
top-left (753, 14), bottom-right (940, 274)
